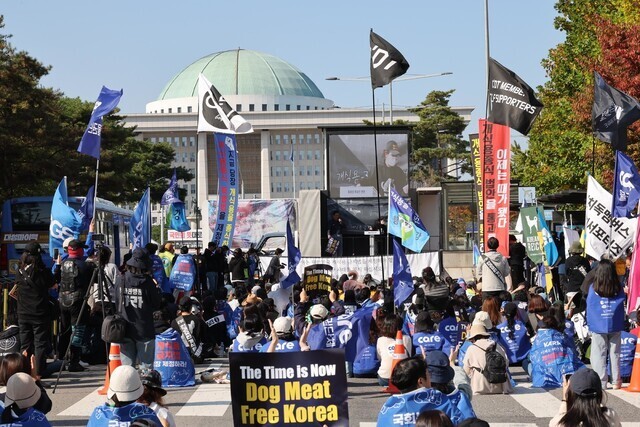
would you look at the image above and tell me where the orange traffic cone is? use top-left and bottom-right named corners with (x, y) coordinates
top-left (383, 330), bottom-right (408, 394)
top-left (98, 343), bottom-right (122, 395)
top-left (625, 341), bottom-right (640, 392)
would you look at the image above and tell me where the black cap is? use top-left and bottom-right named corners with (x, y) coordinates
top-left (24, 242), bottom-right (42, 256)
top-left (275, 248), bottom-right (284, 254)
top-left (140, 370), bottom-right (166, 396)
top-left (126, 248), bottom-right (151, 270)
top-left (570, 368), bottom-right (601, 397)
top-left (68, 239), bottom-right (88, 250)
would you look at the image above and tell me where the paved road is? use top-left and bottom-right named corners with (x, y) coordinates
top-left (43, 362), bottom-right (640, 427)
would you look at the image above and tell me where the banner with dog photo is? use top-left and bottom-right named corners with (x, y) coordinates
top-left (519, 206), bottom-right (545, 265)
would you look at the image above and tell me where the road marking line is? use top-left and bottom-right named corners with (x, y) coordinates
top-left (608, 389), bottom-right (640, 409)
top-left (58, 387), bottom-right (104, 417)
top-left (489, 424), bottom-right (537, 427)
top-left (510, 382), bottom-right (562, 418)
top-left (177, 363), bottom-right (230, 417)
top-left (359, 423), bottom-right (376, 427)
top-left (621, 423), bottom-right (640, 427)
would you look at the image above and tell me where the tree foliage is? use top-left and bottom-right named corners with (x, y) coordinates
top-left (0, 16), bottom-right (191, 205)
top-left (513, 0), bottom-right (640, 194)
top-left (409, 90), bottom-right (469, 186)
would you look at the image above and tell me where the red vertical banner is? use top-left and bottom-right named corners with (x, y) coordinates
top-left (479, 119), bottom-right (511, 257)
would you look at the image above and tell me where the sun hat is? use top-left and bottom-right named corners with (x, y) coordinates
top-left (126, 248), bottom-right (151, 270)
top-left (426, 350), bottom-right (455, 384)
top-left (107, 365), bottom-right (144, 402)
top-left (5, 372), bottom-right (41, 409)
top-left (472, 311), bottom-right (493, 330)
top-left (467, 324), bottom-right (490, 340)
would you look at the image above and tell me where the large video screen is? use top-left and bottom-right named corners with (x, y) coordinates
top-left (327, 128), bottom-right (410, 199)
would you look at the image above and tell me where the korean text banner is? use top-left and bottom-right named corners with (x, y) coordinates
top-left (211, 133), bottom-right (239, 247)
top-left (327, 130), bottom-right (409, 199)
top-left (586, 175), bottom-right (636, 260)
top-left (49, 178), bottom-right (81, 257)
top-left (519, 207), bottom-right (544, 264)
top-left (479, 120), bottom-right (511, 256)
top-left (387, 187), bottom-right (430, 252)
top-left (469, 133), bottom-right (484, 250)
top-left (229, 349), bottom-right (349, 427)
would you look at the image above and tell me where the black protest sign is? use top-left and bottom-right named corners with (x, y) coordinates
top-left (303, 264), bottom-right (333, 303)
top-left (229, 349), bottom-right (349, 427)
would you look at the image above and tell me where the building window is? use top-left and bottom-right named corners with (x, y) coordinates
top-left (275, 135), bottom-right (281, 145)
top-left (283, 135), bottom-right (289, 145)
top-left (283, 167), bottom-right (288, 177)
top-left (182, 137), bottom-right (187, 147)
top-left (276, 151), bottom-right (282, 161)
top-left (236, 104), bottom-right (242, 112)
top-left (249, 104), bottom-right (255, 112)
top-left (178, 107), bottom-right (182, 113)
top-left (299, 166), bottom-right (304, 176)
top-left (168, 108), bottom-right (172, 113)
top-left (314, 107), bottom-right (318, 110)
top-left (187, 106), bottom-right (192, 113)
top-left (284, 183), bottom-right (290, 193)
top-left (275, 167), bottom-right (281, 177)
top-left (297, 105), bottom-right (301, 111)
top-left (274, 104), bottom-right (280, 111)
top-left (189, 136), bottom-right (195, 146)
top-left (291, 135), bottom-right (296, 145)
top-left (306, 106), bottom-right (310, 110)
top-left (190, 152), bottom-right (196, 162)
top-left (262, 104), bottom-right (268, 111)
top-left (298, 151), bottom-right (303, 160)
top-left (160, 109), bottom-right (164, 113)
top-left (315, 166), bottom-right (320, 176)
top-left (315, 150), bottom-right (321, 160)
top-left (299, 182), bottom-right (305, 190)
top-left (271, 183), bottom-right (274, 193)
top-left (276, 183), bottom-right (282, 193)
top-left (307, 168), bottom-right (311, 176)
top-left (150, 137), bottom-right (157, 143)
top-left (285, 104), bottom-right (290, 111)
top-left (190, 184), bottom-right (196, 194)
top-left (307, 151), bottom-right (312, 160)
top-left (315, 134), bottom-right (320, 144)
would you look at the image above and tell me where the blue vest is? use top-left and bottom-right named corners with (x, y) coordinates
top-left (0, 407), bottom-right (51, 427)
top-left (169, 254), bottom-right (196, 292)
top-left (259, 340), bottom-right (301, 353)
top-left (229, 306), bottom-right (243, 340)
top-left (87, 403), bottom-right (161, 427)
top-left (497, 319), bottom-right (531, 363)
top-left (353, 343), bottom-right (380, 375)
top-left (377, 388), bottom-right (463, 426)
top-left (457, 340), bottom-right (473, 368)
top-left (438, 317), bottom-right (466, 356)
top-left (586, 286), bottom-right (625, 334)
top-left (412, 332), bottom-right (445, 356)
top-left (447, 389), bottom-right (476, 422)
top-left (150, 254), bottom-right (170, 294)
top-left (529, 328), bottom-right (584, 388)
top-left (608, 331), bottom-right (637, 378)
top-left (232, 335), bottom-right (268, 353)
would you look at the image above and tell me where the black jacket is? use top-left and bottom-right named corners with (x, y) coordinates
top-left (16, 262), bottom-right (54, 320)
top-left (229, 255), bottom-right (248, 281)
top-left (116, 271), bottom-right (161, 341)
top-left (565, 255), bottom-right (591, 293)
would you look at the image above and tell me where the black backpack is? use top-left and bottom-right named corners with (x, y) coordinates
top-left (59, 259), bottom-right (82, 307)
top-left (474, 342), bottom-right (508, 384)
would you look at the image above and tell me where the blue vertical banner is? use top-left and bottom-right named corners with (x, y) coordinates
top-left (211, 133), bottom-right (239, 247)
top-left (393, 238), bottom-right (413, 307)
top-left (388, 187), bottom-right (430, 252)
top-left (49, 178), bottom-right (82, 257)
top-left (77, 86), bottom-right (123, 159)
top-left (169, 201), bottom-right (191, 232)
top-left (612, 150), bottom-right (640, 218)
top-left (280, 220), bottom-right (301, 289)
top-left (130, 188), bottom-right (150, 249)
top-left (161, 168), bottom-right (180, 206)
top-left (77, 185), bottom-right (94, 232)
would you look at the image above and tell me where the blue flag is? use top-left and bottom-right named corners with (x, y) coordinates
top-left (281, 220), bottom-right (301, 289)
top-left (612, 150), bottom-right (640, 217)
top-left (77, 86), bottom-right (123, 159)
top-left (537, 208), bottom-right (559, 266)
top-left (473, 242), bottom-right (482, 267)
top-left (161, 169), bottom-right (181, 206)
top-left (77, 185), bottom-right (94, 232)
top-left (129, 188), bottom-right (150, 249)
top-left (49, 178), bottom-right (82, 257)
top-left (393, 238), bottom-right (413, 307)
top-left (388, 187), bottom-right (430, 252)
top-left (169, 202), bottom-right (191, 232)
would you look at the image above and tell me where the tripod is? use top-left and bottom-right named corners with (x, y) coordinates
top-left (52, 248), bottom-right (112, 393)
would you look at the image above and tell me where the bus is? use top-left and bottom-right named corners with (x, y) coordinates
top-left (0, 196), bottom-right (133, 283)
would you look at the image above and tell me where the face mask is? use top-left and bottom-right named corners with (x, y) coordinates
top-left (386, 155), bottom-right (398, 167)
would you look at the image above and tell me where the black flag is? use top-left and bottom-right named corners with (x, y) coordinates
top-left (487, 58), bottom-right (543, 135)
top-left (370, 30), bottom-right (409, 89)
top-left (592, 71), bottom-right (640, 152)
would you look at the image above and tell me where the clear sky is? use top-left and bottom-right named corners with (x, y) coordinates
top-left (2, 0), bottom-right (564, 139)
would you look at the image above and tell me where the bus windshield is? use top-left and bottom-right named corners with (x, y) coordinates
top-left (11, 201), bottom-right (81, 231)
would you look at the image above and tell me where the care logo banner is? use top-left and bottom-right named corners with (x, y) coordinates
top-left (229, 349), bottom-right (349, 427)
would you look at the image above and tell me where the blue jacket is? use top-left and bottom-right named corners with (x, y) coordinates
top-left (447, 388), bottom-right (476, 421)
top-left (87, 403), bottom-right (161, 427)
top-left (0, 407), bottom-right (51, 427)
top-left (497, 319), bottom-right (531, 363)
top-left (529, 328), bottom-right (584, 388)
top-left (377, 387), bottom-right (463, 426)
top-left (259, 340), bottom-right (301, 353)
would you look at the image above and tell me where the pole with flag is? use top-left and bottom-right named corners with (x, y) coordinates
top-left (130, 188), bottom-right (151, 250)
top-left (392, 238), bottom-right (413, 307)
top-left (593, 72), bottom-right (640, 152)
top-left (612, 150), bottom-right (640, 218)
top-left (76, 86), bottom-right (123, 221)
top-left (370, 29), bottom-right (410, 281)
top-left (281, 220), bottom-right (301, 289)
top-left (49, 177), bottom-right (82, 258)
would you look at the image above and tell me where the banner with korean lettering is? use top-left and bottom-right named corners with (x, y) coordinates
top-left (585, 176), bottom-right (636, 260)
top-left (211, 133), bottom-right (239, 247)
top-left (154, 328), bottom-right (195, 387)
top-left (229, 349), bottom-right (349, 427)
top-left (479, 120), bottom-right (511, 256)
top-left (470, 133), bottom-right (483, 250)
top-left (519, 206), bottom-right (545, 265)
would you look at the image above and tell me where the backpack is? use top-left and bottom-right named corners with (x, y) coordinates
top-left (474, 342), bottom-right (507, 384)
top-left (59, 259), bottom-right (82, 308)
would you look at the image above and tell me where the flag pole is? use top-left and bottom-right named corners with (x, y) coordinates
top-left (92, 159), bottom-right (99, 224)
top-left (372, 87), bottom-right (386, 283)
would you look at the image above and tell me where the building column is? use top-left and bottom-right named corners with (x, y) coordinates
top-left (260, 130), bottom-right (271, 199)
top-left (197, 132), bottom-right (211, 244)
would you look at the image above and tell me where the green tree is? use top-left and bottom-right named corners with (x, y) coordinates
top-left (409, 90), bottom-right (469, 186)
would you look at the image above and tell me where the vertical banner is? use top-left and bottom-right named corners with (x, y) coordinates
top-left (479, 119), bottom-right (511, 256)
top-left (627, 215), bottom-right (640, 314)
top-left (229, 350), bottom-right (349, 427)
top-left (303, 264), bottom-right (333, 303)
top-left (212, 133), bottom-right (239, 247)
top-left (469, 133), bottom-right (483, 250)
top-left (519, 206), bottom-right (544, 264)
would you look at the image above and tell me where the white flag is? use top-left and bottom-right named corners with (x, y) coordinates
top-left (585, 176), bottom-right (636, 260)
top-left (197, 74), bottom-right (253, 134)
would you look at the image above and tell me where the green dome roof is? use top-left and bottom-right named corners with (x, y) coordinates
top-left (158, 49), bottom-right (326, 100)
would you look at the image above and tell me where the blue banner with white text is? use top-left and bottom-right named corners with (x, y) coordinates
top-left (211, 133), bottom-right (239, 247)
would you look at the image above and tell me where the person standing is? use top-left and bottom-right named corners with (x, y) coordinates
top-left (586, 259), bottom-right (626, 389)
top-left (476, 237), bottom-right (510, 300)
top-left (263, 248), bottom-right (284, 284)
top-left (328, 210), bottom-right (345, 257)
top-left (158, 243), bottom-right (176, 278)
top-left (228, 248), bottom-right (249, 287)
top-left (203, 242), bottom-right (218, 292)
top-left (15, 242), bottom-right (54, 378)
top-left (508, 235), bottom-right (526, 286)
top-left (564, 241), bottom-right (590, 309)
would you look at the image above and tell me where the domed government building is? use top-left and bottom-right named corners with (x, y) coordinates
top-left (124, 49), bottom-right (473, 254)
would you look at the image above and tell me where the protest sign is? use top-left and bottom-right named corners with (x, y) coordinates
top-left (154, 328), bottom-right (195, 387)
top-left (303, 264), bottom-right (332, 303)
top-left (229, 349), bottom-right (349, 427)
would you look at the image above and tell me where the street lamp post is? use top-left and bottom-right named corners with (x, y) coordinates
top-left (326, 72), bottom-right (452, 123)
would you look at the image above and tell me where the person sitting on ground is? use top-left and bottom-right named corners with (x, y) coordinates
top-left (412, 311), bottom-right (445, 356)
top-left (201, 295), bottom-right (229, 358)
top-left (481, 297), bottom-right (503, 328)
top-left (1, 372), bottom-right (51, 426)
top-left (415, 410), bottom-right (454, 427)
top-left (293, 288), bottom-right (331, 337)
top-left (462, 324), bottom-right (512, 395)
top-left (549, 367), bottom-right (621, 427)
top-left (496, 302), bottom-right (531, 364)
top-left (426, 350), bottom-right (475, 423)
top-left (376, 313), bottom-right (412, 387)
top-left (0, 353), bottom-right (52, 415)
top-left (263, 317), bottom-right (301, 353)
top-left (0, 307), bottom-right (21, 358)
top-left (527, 293), bottom-right (549, 336)
top-left (376, 357), bottom-right (463, 427)
top-left (421, 267), bottom-right (450, 311)
top-left (137, 370), bottom-right (176, 427)
top-left (522, 315), bottom-right (583, 388)
top-left (230, 305), bottom-right (267, 353)
top-left (88, 365), bottom-right (161, 427)
top-left (171, 296), bottom-right (205, 362)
